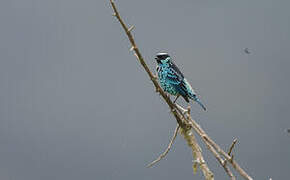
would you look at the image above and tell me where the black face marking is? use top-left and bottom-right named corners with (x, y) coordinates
top-left (155, 53), bottom-right (170, 64)
top-left (155, 57), bottom-right (161, 64)
top-left (157, 54), bottom-right (169, 60)
top-left (170, 61), bottom-right (184, 79)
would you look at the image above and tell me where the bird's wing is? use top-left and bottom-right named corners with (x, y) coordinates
top-left (166, 61), bottom-right (184, 85)
top-left (167, 62), bottom-right (190, 97)
top-left (170, 61), bottom-right (184, 79)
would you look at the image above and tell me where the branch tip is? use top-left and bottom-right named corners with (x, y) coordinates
top-left (147, 124), bottom-right (180, 168)
top-left (127, 25), bottom-right (135, 32)
top-left (130, 46), bottom-right (135, 51)
top-left (228, 138), bottom-right (238, 156)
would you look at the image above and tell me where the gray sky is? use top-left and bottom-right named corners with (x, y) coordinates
top-left (0, 0), bottom-right (289, 179)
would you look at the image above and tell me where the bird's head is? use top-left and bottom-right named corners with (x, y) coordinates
top-left (155, 52), bottom-right (171, 65)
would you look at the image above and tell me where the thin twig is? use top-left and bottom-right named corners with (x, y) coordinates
top-left (224, 138), bottom-right (238, 166)
top-left (206, 136), bottom-right (236, 180)
top-left (228, 138), bottom-right (238, 156)
top-left (204, 140), bottom-right (235, 180)
top-left (147, 124), bottom-right (180, 168)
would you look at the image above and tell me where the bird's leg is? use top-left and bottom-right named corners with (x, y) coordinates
top-left (173, 95), bottom-right (180, 103)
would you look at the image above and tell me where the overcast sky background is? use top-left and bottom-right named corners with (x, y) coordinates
top-left (0, 0), bottom-right (290, 179)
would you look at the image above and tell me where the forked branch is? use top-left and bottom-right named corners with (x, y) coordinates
top-left (224, 138), bottom-right (238, 166)
top-left (109, 1), bottom-right (253, 180)
top-left (110, 1), bottom-right (213, 179)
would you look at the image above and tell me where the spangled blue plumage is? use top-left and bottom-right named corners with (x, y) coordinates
top-left (155, 52), bottom-right (206, 111)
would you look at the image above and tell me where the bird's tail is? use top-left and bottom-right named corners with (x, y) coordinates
top-left (194, 97), bottom-right (207, 111)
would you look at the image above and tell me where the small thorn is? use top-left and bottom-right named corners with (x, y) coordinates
top-left (151, 75), bottom-right (157, 81)
top-left (127, 25), bottom-right (135, 32)
top-left (130, 46), bottom-right (135, 51)
top-left (187, 106), bottom-right (191, 115)
top-left (154, 85), bottom-right (159, 93)
top-left (112, 13), bottom-right (116, 16)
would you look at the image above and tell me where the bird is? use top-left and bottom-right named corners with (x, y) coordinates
top-left (155, 52), bottom-right (206, 111)
top-left (244, 48), bottom-right (251, 54)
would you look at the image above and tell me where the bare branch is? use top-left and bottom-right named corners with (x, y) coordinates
top-left (109, 1), bottom-right (213, 178)
top-left (204, 136), bottom-right (235, 180)
top-left (109, 1), bottom-right (253, 180)
top-left (176, 106), bottom-right (235, 180)
top-left (147, 124), bottom-right (180, 168)
top-left (187, 118), bottom-right (253, 180)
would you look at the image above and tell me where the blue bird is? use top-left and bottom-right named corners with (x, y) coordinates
top-left (155, 52), bottom-right (206, 111)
